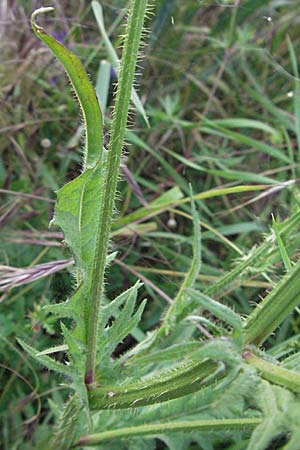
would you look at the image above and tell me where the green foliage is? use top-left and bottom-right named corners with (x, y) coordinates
top-left (187, 290), bottom-right (243, 348)
top-left (48, 395), bottom-right (82, 450)
top-left (78, 418), bottom-right (261, 447)
top-left (91, 0), bottom-right (149, 126)
top-left (3, 1), bottom-right (300, 449)
top-left (96, 281), bottom-right (146, 366)
top-left (17, 338), bottom-right (72, 377)
top-left (248, 381), bottom-right (300, 450)
top-left (31, 7), bottom-right (103, 170)
top-left (158, 191), bottom-right (201, 339)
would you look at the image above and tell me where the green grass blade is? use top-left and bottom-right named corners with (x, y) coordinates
top-left (95, 59), bottom-right (111, 114)
top-left (200, 120), bottom-right (290, 163)
top-left (158, 191), bottom-right (201, 338)
top-left (272, 215), bottom-right (292, 272)
top-left (287, 35), bottom-right (300, 172)
top-left (128, 132), bottom-right (190, 192)
top-left (209, 118), bottom-right (282, 141)
top-left (116, 184), bottom-right (270, 227)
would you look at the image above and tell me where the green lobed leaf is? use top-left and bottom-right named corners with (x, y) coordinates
top-left (30, 7), bottom-right (106, 354)
top-left (17, 338), bottom-right (72, 377)
top-left (48, 395), bottom-right (82, 450)
top-left (246, 381), bottom-right (300, 450)
top-left (52, 167), bottom-right (104, 276)
top-left (97, 281), bottom-right (146, 362)
top-left (187, 290), bottom-right (243, 348)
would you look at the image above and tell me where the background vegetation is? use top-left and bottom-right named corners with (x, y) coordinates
top-left (1, 0), bottom-right (300, 448)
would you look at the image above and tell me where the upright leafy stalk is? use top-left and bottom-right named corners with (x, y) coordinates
top-left (85, 0), bottom-right (148, 384)
top-left (18, 7), bottom-right (300, 449)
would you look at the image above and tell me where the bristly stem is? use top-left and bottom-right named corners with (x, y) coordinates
top-left (243, 259), bottom-right (300, 346)
top-left (85, 0), bottom-right (148, 385)
top-left (243, 351), bottom-right (300, 394)
top-left (75, 418), bottom-right (261, 446)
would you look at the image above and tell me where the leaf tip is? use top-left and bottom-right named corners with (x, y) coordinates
top-left (31, 6), bottom-right (54, 33)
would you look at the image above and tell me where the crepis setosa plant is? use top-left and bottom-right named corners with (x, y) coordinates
top-left (18, 2), bottom-right (300, 449)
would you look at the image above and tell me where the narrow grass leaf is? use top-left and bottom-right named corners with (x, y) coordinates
top-left (200, 121), bottom-right (289, 163)
top-left (158, 191), bottom-right (201, 337)
top-left (96, 59), bottom-right (111, 114)
top-left (287, 35), bottom-right (300, 169)
top-left (116, 184), bottom-right (269, 227)
top-left (36, 345), bottom-right (68, 356)
top-left (272, 215), bottom-right (292, 272)
top-left (210, 118), bottom-right (282, 142)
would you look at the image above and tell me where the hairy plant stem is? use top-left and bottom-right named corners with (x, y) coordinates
top-left (243, 259), bottom-right (300, 346)
top-left (205, 210), bottom-right (300, 298)
top-left (85, 0), bottom-right (148, 385)
top-left (244, 351), bottom-right (300, 394)
top-left (75, 418), bottom-right (262, 446)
